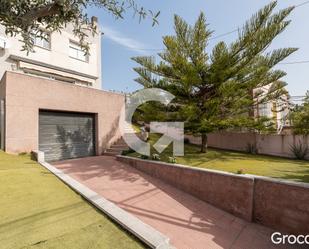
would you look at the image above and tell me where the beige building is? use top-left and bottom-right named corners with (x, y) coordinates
top-left (0, 17), bottom-right (101, 89)
top-left (0, 18), bottom-right (124, 161)
top-left (255, 84), bottom-right (292, 133)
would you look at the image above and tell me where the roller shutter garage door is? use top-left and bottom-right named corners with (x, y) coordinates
top-left (39, 111), bottom-right (95, 162)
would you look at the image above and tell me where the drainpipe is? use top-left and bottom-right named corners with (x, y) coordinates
top-left (0, 99), bottom-right (5, 150)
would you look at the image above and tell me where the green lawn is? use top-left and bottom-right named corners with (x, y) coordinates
top-left (0, 151), bottom-right (144, 249)
top-left (128, 134), bottom-right (309, 183)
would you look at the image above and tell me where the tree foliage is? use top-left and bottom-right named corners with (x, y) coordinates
top-left (0, 0), bottom-right (160, 53)
top-left (291, 91), bottom-right (309, 135)
top-left (132, 1), bottom-right (297, 152)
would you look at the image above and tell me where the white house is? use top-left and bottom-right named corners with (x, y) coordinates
top-left (0, 17), bottom-right (124, 161)
top-left (255, 84), bottom-right (292, 133)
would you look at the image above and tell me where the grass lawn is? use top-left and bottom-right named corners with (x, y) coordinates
top-left (0, 151), bottom-right (145, 249)
top-left (128, 134), bottom-right (309, 183)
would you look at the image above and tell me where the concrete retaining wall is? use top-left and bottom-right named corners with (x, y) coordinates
top-left (117, 156), bottom-right (309, 234)
top-left (186, 132), bottom-right (309, 160)
top-left (253, 177), bottom-right (309, 234)
top-left (117, 156), bottom-right (255, 221)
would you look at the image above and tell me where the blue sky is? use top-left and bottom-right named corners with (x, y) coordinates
top-left (87, 0), bottom-right (309, 96)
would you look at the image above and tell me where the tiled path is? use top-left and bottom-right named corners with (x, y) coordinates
top-left (53, 156), bottom-right (300, 249)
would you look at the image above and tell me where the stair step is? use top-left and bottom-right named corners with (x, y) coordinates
top-left (111, 143), bottom-right (129, 148)
top-left (114, 143), bottom-right (128, 147)
top-left (106, 148), bottom-right (124, 152)
top-left (104, 151), bottom-right (120, 156)
top-left (114, 139), bottom-right (127, 143)
top-left (109, 146), bottom-right (129, 151)
top-left (104, 135), bottom-right (138, 156)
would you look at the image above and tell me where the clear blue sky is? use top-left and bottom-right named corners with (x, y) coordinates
top-left (87, 0), bottom-right (309, 96)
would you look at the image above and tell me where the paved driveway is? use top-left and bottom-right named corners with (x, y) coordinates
top-left (53, 156), bottom-right (299, 249)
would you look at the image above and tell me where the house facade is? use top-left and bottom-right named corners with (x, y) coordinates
top-left (254, 84), bottom-right (292, 134)
top-left (0, 18), bottom-right (124, 161)
top-left (0, 18), bottom-right (102, 89)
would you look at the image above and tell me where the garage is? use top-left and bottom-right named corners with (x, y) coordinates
top-left (39, 110), bottom-right (95, 162)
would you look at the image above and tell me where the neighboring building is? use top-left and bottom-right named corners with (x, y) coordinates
top-left (254, 84), bottom-right (292, 134)
top-left (0, 18), bottom-right (124, 161)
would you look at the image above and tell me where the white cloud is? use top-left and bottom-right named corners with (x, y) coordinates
top-left (101, 26), bottom-right (149, 54)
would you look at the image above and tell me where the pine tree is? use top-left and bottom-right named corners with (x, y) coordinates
top-left (132, 1), bottom-right (297, 153)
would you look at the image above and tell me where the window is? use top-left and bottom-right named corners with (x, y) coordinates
top-left (33, 31), bottom-right (51, 50)
top-left (259, 103), bottom-right (270, 117)
top-left (69, 41), bottom-right (88, 62)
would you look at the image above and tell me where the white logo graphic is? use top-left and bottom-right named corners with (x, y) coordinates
top-left (119, 88), bottom-right (184, 156)
top-left (271, 232), bottom-right (309, 245)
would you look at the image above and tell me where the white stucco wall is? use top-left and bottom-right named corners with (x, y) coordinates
top-left (254, 84), bottom-right (291, 131)
top-left (0, 21), bottom-right (101, 89)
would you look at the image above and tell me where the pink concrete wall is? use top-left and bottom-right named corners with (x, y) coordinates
top-left (253, 178), bottom-right (309, 234)
top-left (117, 156), bottom-right (254, 221)
top-left (186, 132), bottom-right (309, 159)
top-left (257, 134), bottom-right (297, 158)
top-left (3, 72), bottom-right (124, 154)
top-left (117, 156), bottom-right (309, 234)
top-left (208, 132), bottom-right (256, 152)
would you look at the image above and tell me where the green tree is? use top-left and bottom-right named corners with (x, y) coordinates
top-left (0, 0), bottom-right (159, 53)
top-left (132, 1), bottom-right (297, 153)
top-left (291, 91), bottom-right (309, 135)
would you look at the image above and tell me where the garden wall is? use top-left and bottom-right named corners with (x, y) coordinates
top-left (253, 177), bottom-right (309, 234)
top-left (117, 155), bottom-right (254, 221)
top-left (186, 132), bottom-right (309, 160)
top-left (117, 156), bottom-right (309, 234)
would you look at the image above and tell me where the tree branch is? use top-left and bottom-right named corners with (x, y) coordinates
top-left (20, 1), bottom-right (62, 23)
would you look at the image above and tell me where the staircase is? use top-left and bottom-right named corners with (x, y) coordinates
top-left (103, 122), bottom-right (137, 156)
top-left (104, 137), bottom-right (129, 156)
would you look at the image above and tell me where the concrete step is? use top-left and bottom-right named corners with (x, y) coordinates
top-left (103, 151), bottom-right (120, 156)
top-left (110, 146), bottom-right (129, 151)
top-left (111, 144), bottom-right (128, 148)
top-left (113, 143), bottom-right (128, 148)
top-left (104, 135), bottom-right (137, 156)
top-left (106, 148), bottom-right (124, 153)
top-left (124, 129), bottom-right (135, 132)
top-left (114, 140), bottom-right (127, 144)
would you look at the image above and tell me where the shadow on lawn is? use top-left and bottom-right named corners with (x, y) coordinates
top-left (148, 133), bottom-right (309, 165)
top-left (0, 202), bottom-right (88, 234)
top-left (180, 145), bottom-right (308, 166)
top-left (273, 168), bottom-right (309, 183)
top-left (132, 141), bottom-right (309, 184)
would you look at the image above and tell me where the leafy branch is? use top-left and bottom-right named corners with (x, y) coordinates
top-left (0, 0), bottom-right (160, 53)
